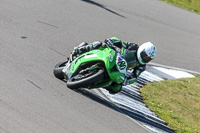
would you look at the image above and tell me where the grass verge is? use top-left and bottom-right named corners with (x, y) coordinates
top-left (160, 0), bottom-right (200, 14)
top-left (140, 74), bottom-right (200, 133)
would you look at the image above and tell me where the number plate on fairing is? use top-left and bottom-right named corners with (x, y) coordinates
top-left (116, 55), bottom-right (127, 74)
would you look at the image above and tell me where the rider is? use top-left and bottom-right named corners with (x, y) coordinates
top-left (70, 37), bottom-right (157, 94)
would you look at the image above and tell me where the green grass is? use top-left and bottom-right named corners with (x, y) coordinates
top-left (160, 0), bottom-right (200, 14)
top-left (140, 74), bottom-right (200, 133)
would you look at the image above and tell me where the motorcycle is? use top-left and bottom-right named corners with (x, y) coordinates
top-left (53, 43), bottom-right (138, 90)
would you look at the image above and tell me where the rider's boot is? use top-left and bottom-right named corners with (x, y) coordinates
top-left (71, 41), bottom-right (102, 59)
top-left (71, 42), bottom-right (90, 59)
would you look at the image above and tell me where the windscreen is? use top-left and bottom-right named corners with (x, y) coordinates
top-left (123, 49), bottom-right (137, 69)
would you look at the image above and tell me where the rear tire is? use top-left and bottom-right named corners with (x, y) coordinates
top-left (53, 61), bottom-right (68, 80)
top-left (67, 69), bottom-right (104, 89)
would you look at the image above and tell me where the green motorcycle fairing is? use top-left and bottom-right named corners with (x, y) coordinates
top-left (64, 47), bottom-right (129, 89)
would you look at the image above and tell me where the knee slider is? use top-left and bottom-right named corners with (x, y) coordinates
top-left (78, 42), bottom-right (88, 47)
top-left (92, 41), bottom-right (102, 49)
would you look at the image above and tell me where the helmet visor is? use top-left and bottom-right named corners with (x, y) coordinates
top-left (140, 51), bottom-right (152, 63)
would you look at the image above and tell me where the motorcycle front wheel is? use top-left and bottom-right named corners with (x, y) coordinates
top-left (53, 61), bottom-right (68, 80)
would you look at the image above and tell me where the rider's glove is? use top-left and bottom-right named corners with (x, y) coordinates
top-left (127, 43), bottom-right (139, 50)
top-left (104, 38), bottom-right (114, 47)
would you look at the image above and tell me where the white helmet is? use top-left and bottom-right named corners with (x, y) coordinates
top-left (137, 42), bottom-right (157, 65)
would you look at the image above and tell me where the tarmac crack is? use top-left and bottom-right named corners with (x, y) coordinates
top-left (27, 80), bottom-right (42, 90)
top-left (48, 47), bottom-right (67, 57)
top-left (38, 21), bottom-right (59, 28)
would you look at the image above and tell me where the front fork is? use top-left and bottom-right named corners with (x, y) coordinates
top-left (62, 59), bottom-right (72, 80)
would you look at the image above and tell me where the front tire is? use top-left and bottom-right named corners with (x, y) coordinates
top-left (53, 61), bottom-right (68, 80)
top-left (67, 69), bottom-right (104, 89)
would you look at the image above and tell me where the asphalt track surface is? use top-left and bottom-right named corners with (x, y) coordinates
top-left (1, 0), bottom-right (200, 133)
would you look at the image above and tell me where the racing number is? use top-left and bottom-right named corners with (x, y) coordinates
top-left (117, 61), bottom-right (126, 70)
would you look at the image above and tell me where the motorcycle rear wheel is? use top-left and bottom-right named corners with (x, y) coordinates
top-left (67, 69), bottom-right (104, 89)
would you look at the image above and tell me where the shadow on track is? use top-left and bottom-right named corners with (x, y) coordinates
top-left (81, 0), bottom-right (126, 18)
top-left (72, 87), bottom-right (174, 133)
top-left (72, 88), bottom-right (120, 112)
top-left (59, 77), bottom-right (173, 132)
